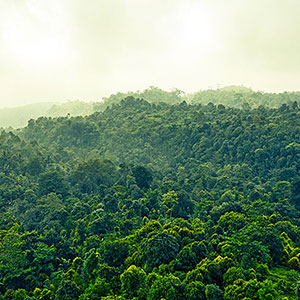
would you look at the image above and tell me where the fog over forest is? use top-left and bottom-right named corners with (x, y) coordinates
top-left (1, 0), bottom-right (300, 108)
top-left (0, 1), bottom-right (300, 300)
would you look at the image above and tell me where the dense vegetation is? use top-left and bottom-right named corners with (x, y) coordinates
top-left (1, 94), bottom-right (300, 299)
top-left (2, 85), bottom-right (300, 128)
top-left (0, 101), bottom-right (95, 129)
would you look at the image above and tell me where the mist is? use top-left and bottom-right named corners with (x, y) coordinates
top-left (0, 0), bottom-right (299, 108)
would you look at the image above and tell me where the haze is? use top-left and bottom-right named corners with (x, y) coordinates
top-left (1, 0), bottom-right (300, 108)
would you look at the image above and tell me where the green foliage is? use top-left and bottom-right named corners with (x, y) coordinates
top-left (132, 166), bottom-right (153, 189)
top-left (120, 265), bottom-right (146, 298)
top-left (55, 279), bottom-right (81, 300)
top-left (82, 248), bottom-right (99, 280)
top-left (79, 277), bottom-right (110, 300)
top-left (12, 289), bottom-right (28, 300)
top-left (205, 284), bottom-right (223, 300)
top-left (174, 241), bottom-right (207, 271)
top-left (71, 158), bottom-right (117, 194)
top-left (0, 225), bottom-right (29, 289)
top-left (288, 257), bottom-right (300, 270)
top-left (147, 274), bottom-right (181, 300)
top-left (0, 96), bottom-right (300, 298)
top-left (141, 231), bottom-right (179, 271)
top-left (38, 170), bottom-right (67, 196)
top-left (223, 267), bottom-right (245, 286)
top-left (184, 281), bottom-right (206, 300)
top-left (224, 278), bottom-right (280, 300)
top-left (99, 239), bottom-right (129, 267)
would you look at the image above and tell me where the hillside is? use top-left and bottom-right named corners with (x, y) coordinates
top-left (2, 86), bottom-right (300, 129)
top-left (0, 101), bottom-right (96, 129)
top-left (104, 86), bottom-right (300, 110)
top-left (1, 97), bottom-right (300, 299)
top-left (0, 102), bottom-right (55, 129)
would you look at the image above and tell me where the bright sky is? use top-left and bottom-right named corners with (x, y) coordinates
top-left (0, 0), bottom-right (300, 107)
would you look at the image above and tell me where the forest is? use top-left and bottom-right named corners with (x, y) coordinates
top-left (1, 86), bottom-right (300, 128)
top-left (0, 91), bottom-right (300, 299)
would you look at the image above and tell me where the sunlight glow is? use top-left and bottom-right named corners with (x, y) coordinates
top-left (1, 1), bottom-right (71, 69)
top-left (177, 2), bottom-right (215, 55)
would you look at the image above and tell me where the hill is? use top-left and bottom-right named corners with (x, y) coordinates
top-left (0, 102), bottom-right (55, 128)
top-left (2, 86), bottom-right (300, 129)
top-left (0, 101), bottom-right (99, 129)
top-left (1, 97), bottom-right (300, 299)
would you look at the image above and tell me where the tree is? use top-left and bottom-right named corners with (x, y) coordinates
top-left (82, 248), bottom-right (99, 281)
top-left (22, 193), bottom-right (68, 232)
top-left (55, 280), bottom-right (81, 300)
top-left (205, 284), bottom-right (223, 300)
top-left (0, 224), bottom-right (29, 290)
top-left (162, 191), bottom-right (179, 218)
top-left (79, 277), bottom-right (110, 300)
top-left (147, 274), bottom-right (181, 300)
top-left (132, 165), bottom-right (153, 189)
top-left (71, 158), bottom-right (117, 194)
top-left (174, 241), bottom-right (207, 272)
top-left (38, 169), bottom-right (68, 196)
top-left (184, 281), bottom-right (206, 300)
top-left (141, 231), bottom-right (179, 271)
top-left (99, 240), bottom-right (129, 267)
top-left (120, 265), bottom-right (146, 299)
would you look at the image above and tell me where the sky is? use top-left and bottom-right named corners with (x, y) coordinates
top-left (0, 0), bottom-right (300, 108)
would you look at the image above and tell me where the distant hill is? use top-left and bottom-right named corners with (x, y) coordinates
top-left (101, 86), bottom-right (182, 108)
top-left (0, 102), bottom-right (55, 129)
top-left (218, 85), bottom-right (254, 93)
top-left (1, 86), bottom-right (300, 128)
top-left (185, 86), bottom-right (300, 109)
top-left (0, 101), bottom-right (102, 129)
top-left (46, 100), bottom-right (101, 118)
top-left (101, 86), bottom-right (300, 110)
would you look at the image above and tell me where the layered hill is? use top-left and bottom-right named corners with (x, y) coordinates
top-left (0, 96), bottom-right (300, 299)
top-left (2, 86), bottom-right (300, 129)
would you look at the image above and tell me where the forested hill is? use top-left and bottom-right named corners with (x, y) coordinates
top-left (23, 97), bottom-right (300, 185)
top-left (2, 86), bottom-right (300, 128)
top-left (0, 102), bottom-right (55, 129)
top-left (1, 97), bottom-right (300, 299)
top-left (0, 101), bottom-right (96, 129)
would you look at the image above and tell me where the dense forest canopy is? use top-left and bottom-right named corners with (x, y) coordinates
top-left (0, 94), bottom-right (300, 299)
top-left (1, 86), bottom-right (300, 128)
